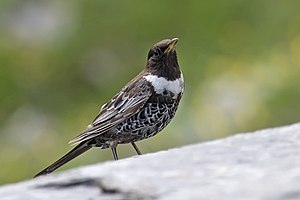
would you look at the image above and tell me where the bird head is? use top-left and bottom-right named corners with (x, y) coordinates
top-left (145, 38), bottom-right (180, 80)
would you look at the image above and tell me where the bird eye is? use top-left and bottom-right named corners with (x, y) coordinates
top-left (147, 48), bottom-right (162, 60)
top-left (153, 49), bottom-right (160, 57)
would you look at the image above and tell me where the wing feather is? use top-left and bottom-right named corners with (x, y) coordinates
top-left (69, 75), bottom-right (152, 144)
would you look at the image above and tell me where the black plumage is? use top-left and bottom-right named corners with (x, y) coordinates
top-left (34, 38), bottom-right (184, 177)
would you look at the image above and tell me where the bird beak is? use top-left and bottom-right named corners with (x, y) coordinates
top-left (165, 38), bottom-right (179, 54)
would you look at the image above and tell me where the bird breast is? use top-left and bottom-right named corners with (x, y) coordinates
top-left (143, 73), bottom-right (184, 98)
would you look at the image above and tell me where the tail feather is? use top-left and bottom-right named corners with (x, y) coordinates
top-left (34, 142), bottom-right (92, 178)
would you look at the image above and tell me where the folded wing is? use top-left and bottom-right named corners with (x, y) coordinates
top-left (69, 75), bottom-right (152, 144)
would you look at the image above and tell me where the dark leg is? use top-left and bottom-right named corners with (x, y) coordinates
top-left (111, 147), bottom-right (119, 160)
top-left (131, 142), bottom-right (142, 155)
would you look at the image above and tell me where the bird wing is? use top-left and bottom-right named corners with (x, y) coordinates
top-left (69, 74), bottom-right (152, 144)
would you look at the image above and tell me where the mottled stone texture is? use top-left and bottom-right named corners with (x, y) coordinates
top-left (1, 123), bottom-right (300, 200)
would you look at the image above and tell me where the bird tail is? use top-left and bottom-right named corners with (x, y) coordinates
top-left (34, 142), bottom-right (92, 178)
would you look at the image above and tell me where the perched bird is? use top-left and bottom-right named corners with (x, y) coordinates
top-left (34, 38), bottom-right (184, 177)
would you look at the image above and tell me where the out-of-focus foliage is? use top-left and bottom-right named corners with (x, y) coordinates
top-left (0, 0), bottom-right (299, 184)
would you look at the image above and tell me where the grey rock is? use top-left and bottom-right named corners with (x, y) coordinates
top-left (1, 123), bottom-right (300, 200)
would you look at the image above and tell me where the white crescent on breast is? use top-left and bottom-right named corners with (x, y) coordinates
top-left (143, 73), bottom-right (184, 97)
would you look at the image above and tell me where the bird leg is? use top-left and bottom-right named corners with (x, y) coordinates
top-left (131, 142), bottom-right (142, 155)
top-left (111, 147), bottom-right (119, 160)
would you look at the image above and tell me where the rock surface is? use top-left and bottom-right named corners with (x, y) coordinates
top-left (1, 123), bottom-right (300, 200)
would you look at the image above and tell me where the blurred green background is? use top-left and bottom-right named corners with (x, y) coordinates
top-left (1, 0), bottom-right (300, 185)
